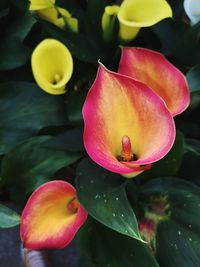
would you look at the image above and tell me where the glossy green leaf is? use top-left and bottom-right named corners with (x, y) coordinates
top-left (76, 158), bottom-right (143, 242)
top-left (178, 139), bottom-right (200, 185)
top-left (6, 13), bottom-right (36, 41)
top-left (0, 14), bottom-right (36, 70)
top-left (0, 136), bottom-right (82, 197)
top-left (0, 82), bottom-right (66, 154)
top-left (140, 178), bottom-right (200, 267)
top-left (78, 219), bottom-right (159, 267)
top-left (0, 204), bottom-right (20, 228)
top-left (65, 90), bottom-right (86, 126)
top-left (43, 128), bottom-right (84, 152)
top-left (186, 65), bottom-right (200, 93)
top-left (0, 37), bottom-right (31, 70)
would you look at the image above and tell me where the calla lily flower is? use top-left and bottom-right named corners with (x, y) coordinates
top-left (83, 64), bottom-right (175, 177)
top-left (29, 0), bottom-right (78, 32)
top-left (31, 39), bottom-right (73, 95)
top-left (118, 47), bottom-right (190, 116)
top-left (29, 0), bottom-right (55, 11)
top-left (36, 7), bottom-right (78, 32)
top-left (117, 0), bottom-right (172, 41)
top-left (102, 5), bottom-right (120, 42)
top-left (184, 0), bottom-right (200, 25)
top-left (20, 181), bottom-right (88, 249)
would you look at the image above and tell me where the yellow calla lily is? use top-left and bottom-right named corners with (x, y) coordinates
top-left (118, 0), bottom-right (173, 41)
top-left (29, 0), bottom-right (78, 32)
top-left (37, 7), bottom-right (78, 32)
top-left (56, 8), bottom-right (78, 32)
top-left (31, 39), bottom-right (73, 95)
top-left (29, 0), bottom-right (55, 11)
top-left (102, 5), bottom-right (120, 42)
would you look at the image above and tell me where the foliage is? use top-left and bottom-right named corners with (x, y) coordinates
top-left (0, 0), bottom-right (200, 266)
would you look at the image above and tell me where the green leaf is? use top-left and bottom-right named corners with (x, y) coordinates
top-left (0, 82), bottom-right (66, 154)
top-left (138, 131), bottom-right (184, 179)
top-left (1, 136), bottom-right (82, 197)
top-left (178, 139), bottom-right (200, 184)
top-left (140, 178), bottom-right (200, 267)
top-left (0, 14), bottom-right (36, 70)
top-left (1, 136), bottom-right (81, 194)
top-left (174, 22), bottom-right (200, 66)
top-left (43, 128), bottom-right (84, 152)
top-left (186, 65), bottom-right (200, 93)
top-left (0, 204), bottom-right (20, 228)
top-left (0, 37), bottom-right (31, 70)
top-left (185, 138), bottom-right (200, 156)
top-left (151, 20), bottom-right (185, 56)
top-left (65, 90), bottom-right (86, 126)
top-left (78, 219), bottom-right (159, 267)
top-left (76, 158), bottom-right (143, 242)
top-left (6, 13), bottom-right (36, 41)
top-left (0, 7), bottom-right (9, 19)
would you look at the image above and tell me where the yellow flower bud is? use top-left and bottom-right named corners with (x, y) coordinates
top-left (29, 0), bottom-right (55, 11)
top-left (101, 5), bottom-right (120, 42)
top-left (31, 39), bottom-right (73, 95)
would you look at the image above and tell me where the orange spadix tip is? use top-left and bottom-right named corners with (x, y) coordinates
top-left (121, 135), bottom-right (134, 162)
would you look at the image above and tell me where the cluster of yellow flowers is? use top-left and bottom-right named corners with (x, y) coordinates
top-left (30, 0), bottom-right (174, 96)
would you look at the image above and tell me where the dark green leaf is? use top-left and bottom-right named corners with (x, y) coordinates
top-left (185, 138), bottom-right (200, 156)
top-left (6, 13), bottom-right (36, 41)
top-left (174, 22), bottom-right (200, 66)
top-left (78, 219), bottom-right (159, 267)
top-left (0, 82), bottom-right (66, 154)
top-left (0, 37), bottom-right (31, 70)
top-left (186, 65), bottom-right (200, 93)
top-left (0, 14), bottom-right (36, 70)
top-left (1, 136), bottom-right (82, 196)
top-left (0, 7), bottom-right (9, 19)
top-left (43, 128), bottom-right (84, 152)
top-left (178, 139), bottom-right (200, 184)
top-left (151, 20), bottom-right (185, 56)
top-left (65, 90), bottom-right (86, 126)
top-left (76, 158), bottom-right (143, 242)
top-left (0, 204), bottom-right (20, 228)
top-left (140, 178), bottom-right (200, 267)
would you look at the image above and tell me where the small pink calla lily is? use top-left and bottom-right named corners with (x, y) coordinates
top-left (20, 181), bottom-right (87, 250)
top-left (118, 47), bottom-right (190, 116)
top-left (83, 64), bottom-right (175, 177)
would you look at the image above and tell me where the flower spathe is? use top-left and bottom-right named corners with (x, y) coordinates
top-left (118, 47), bottom-right (190, 116)
top-left (184, 0), bottom-right (200, 25)
top-left (29, 0), bottom-right (78, 32)
top-left (31, 39), bottom-right (73, 95)
top-left (20, 181), bottom-right (88, 249)
top-left (101, 5), bottom-right (119, 42)
top-left (117, 0), bottom-right (172, 41)
top-left (83, 64), bottom-right (175, 176)
top-left (29, 0), bottom-right (55, 11)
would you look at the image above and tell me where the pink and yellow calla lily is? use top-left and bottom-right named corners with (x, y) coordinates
top-left (20, 181), bottom-right (87, 249)
top-left (118, 48), bottom-right (190, 116)
top-left (83, 64), bottom-right (175, 177)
